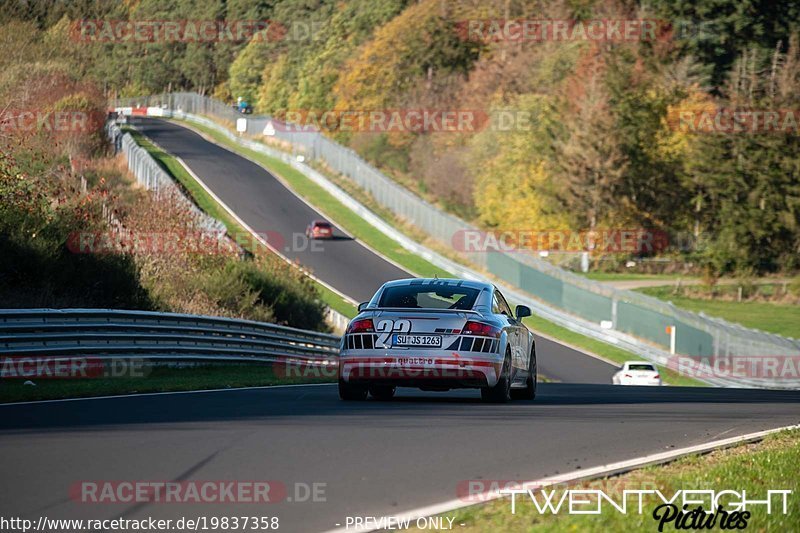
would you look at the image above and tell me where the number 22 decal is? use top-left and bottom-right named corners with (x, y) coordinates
top-left (376, 319), bottom-right (411, 347)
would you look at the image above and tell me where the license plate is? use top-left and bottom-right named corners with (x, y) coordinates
top-left (393, 334), bottom-right (442, 347)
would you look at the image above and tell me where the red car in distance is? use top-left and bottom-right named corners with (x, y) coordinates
top-left (306, 219), bottom-right (334, 239)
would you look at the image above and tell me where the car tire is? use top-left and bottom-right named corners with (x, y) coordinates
top-left (338, 379), bottom-right (368, 401)
top-left (369, 385), bottom-right (396, 401)
top-left (481, 351), bottom-right (511, 403)
top-left (511, 348), bottom-right (536, 400)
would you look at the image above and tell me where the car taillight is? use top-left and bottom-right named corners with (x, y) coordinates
top-left (462, 321), bottom-right (501, 337)
top-left (653, 374), bottom-right (660, 379)
top-left (624, 373), bottom-right (632, 378)
top-left (347, 318), bottom-right (374, 333)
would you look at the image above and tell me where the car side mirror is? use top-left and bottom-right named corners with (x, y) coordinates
top-left (357, 302), bottom-right (369, 312)
top-left (515, 305), bottom-right (531, 320)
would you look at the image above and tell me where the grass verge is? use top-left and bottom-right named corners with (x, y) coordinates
top-left (432, 428), bottom-right (800, 532)
top-left (637, 286), bottom-right (799, 338)
top-left (0, 363), bottom-right (335, 404)
top-left (583, 272), bottom-right (698, 282)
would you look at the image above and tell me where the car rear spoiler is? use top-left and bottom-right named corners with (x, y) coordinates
top-left (364, 307), bottom-right (481, 316)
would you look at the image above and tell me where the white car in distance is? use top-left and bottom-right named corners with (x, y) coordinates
top-left (612, 361), bottom-right (662, 386)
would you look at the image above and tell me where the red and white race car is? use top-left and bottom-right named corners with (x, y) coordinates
top-left (338, 278), bottom-right (537, 403)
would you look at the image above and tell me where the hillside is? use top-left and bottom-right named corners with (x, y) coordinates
top-left (3, 0), bottom-right (799, 276)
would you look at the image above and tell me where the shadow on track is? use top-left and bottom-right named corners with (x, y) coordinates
top-left (1, 383), bottom-right (799, 433)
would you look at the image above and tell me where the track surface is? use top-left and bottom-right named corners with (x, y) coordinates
top-left (1, 385), bottom-right (798, 532)
top-left (133, 118), bottom-right (618, 384)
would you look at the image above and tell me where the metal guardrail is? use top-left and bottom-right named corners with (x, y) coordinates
top-left (106, 121), bottom-right (228, 237)
top-left (0, 309), bottom-right (341, 364)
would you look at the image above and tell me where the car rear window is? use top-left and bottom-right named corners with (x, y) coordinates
top-left (379, 285), bottom-right (480, 310)
top-left (628, 363), bottom-right (656, 371)
top-left (314, 222), bottom-right (331, 228)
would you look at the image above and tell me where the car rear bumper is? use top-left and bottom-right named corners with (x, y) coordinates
top-left (339, 354), bottom-right (501, 388)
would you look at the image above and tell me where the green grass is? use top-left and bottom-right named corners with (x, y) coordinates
top-left (434, 428), bottom-right (800, 532)
top-left (522, 315), bottom-right (705, 387)
top-left (124, 126), bottom-right (357, 319)
top-left (174, 119), bottom-right (451, 280)
top-left (317, 281), bottom-right (358, 318)
top-left (583, 272), bottom-right (698, 282)
top-left (637, 286), bottom-right (799, 338)
top-left (0, 363), bottom-right (335, 403)
top-left (172, 118), bottom-right (712, 386)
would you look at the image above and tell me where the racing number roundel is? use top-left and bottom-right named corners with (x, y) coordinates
top-left (375, 319), bottom-right (412, 348)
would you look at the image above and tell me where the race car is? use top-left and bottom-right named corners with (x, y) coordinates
top-left (612, 361), bottom-right (662, 386)
top-left (338, 278), bottom-right (536, 403)
top-left (305, 219), bottom-right (333, 239)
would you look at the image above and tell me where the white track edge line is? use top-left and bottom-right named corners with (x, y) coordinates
top-left (323, 423), bottom-right (800, 533)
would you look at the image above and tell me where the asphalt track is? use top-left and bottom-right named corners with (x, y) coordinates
top-left (133, 117), bottom-right (618, 385)
top-left (1, 385), bottom-right (798, 532)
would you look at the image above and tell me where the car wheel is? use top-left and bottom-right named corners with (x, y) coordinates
top-left (338, 379), bottom-right (368, 401)
top-left (481, 350), bottom-right (511, 403)
top-left (369, 385), bottom-right (396, 401)
top-left (511, 348), bottom-right (536, 400)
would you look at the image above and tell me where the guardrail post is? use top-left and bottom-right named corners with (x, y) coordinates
top-left (611, 298), bottom-right (618, 329)
top-left (666, 325), bottom-right (676, 355)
